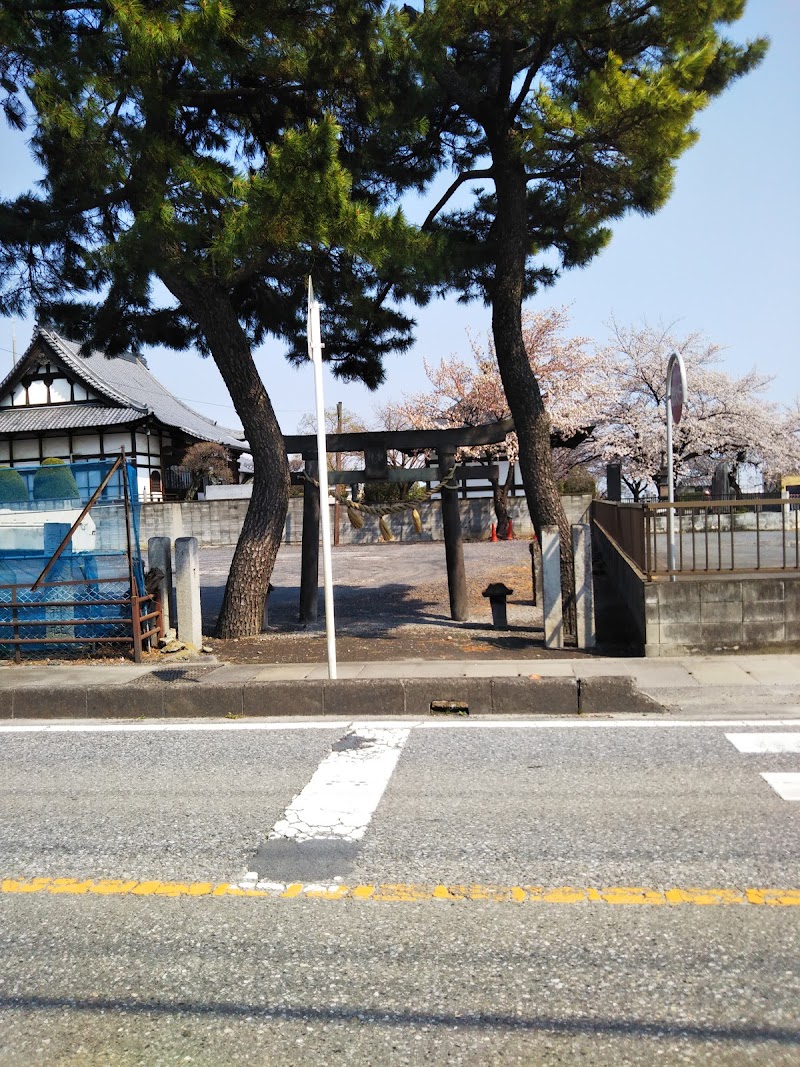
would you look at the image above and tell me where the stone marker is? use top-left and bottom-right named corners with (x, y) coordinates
top-left (175, 536), bottom-right (202, 648)
top-left (572, 523), bottom-right (596, 650)
top-left (529, 538), bottom-right (543, 607)
top-left (147, 536), bottom-right (173, 634)
top-left (541, 525), bottom-right (562, 649)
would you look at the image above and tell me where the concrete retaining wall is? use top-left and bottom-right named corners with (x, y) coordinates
top-left (643, 575), bottom-right (800, 657)
top-left (594, 523), bottom-right (800, 656)
top-left (593, 524), bottom-right (647, 650)
top-left (135, 494), bottom-right (592, 549)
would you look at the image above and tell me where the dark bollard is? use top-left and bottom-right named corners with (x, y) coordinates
top-left (482, 582), bottom-right (514, 629)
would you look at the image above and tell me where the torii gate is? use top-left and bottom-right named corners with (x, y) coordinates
top-left (282, 417), bottom-right (515, 624)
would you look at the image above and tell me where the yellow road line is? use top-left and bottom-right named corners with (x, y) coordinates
top-left (2, 877), bottom-right (799, 906)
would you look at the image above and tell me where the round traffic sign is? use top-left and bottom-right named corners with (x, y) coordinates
top-left (667, 353), bottom-right (687, 425)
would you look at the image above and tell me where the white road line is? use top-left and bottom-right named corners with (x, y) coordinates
top-left (2, 718), bottom-right (800, 735)
top-left (726, 733), bottom-right (800, 753)
top-left (269, 727), bottom-right (411, 843)
top-left (761, 773), bottom-right (800, 801)
top-left (419, 718), bottom-right (800, 730)
top-left (0, 721), bottom-right (352, 734)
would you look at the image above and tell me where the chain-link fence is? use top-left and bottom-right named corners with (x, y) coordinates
top-left (0, 456), bottom-right (159, 660)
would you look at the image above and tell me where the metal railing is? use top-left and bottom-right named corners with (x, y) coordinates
top-left (0, 576), bottom-right (162, 662)
top-left (593, 498), bottom-right (800, 579)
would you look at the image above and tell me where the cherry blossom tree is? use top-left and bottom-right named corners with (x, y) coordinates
top-left (595, 322), bottom-right (800, 499)
top-left (296, 407), bottom-right (368, 475)
top-left (388, 307), bottom-right (607, 535)
top-left (373, 402), bottom-right (428, 488)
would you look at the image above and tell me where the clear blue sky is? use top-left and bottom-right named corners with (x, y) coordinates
top-left (0, 0), bottom-right (797, 435)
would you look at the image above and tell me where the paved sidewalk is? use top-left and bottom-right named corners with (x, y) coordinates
top-left (0, 654), bottom-right (798, 720)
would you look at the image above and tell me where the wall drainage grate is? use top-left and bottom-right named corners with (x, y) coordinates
top-left (139, 666), bottom-right (220, 684)
top-left (430, 700), bottom-right (469, 716)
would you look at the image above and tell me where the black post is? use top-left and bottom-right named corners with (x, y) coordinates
top-left (299, 457), bottom-right (320, 624)
top-left (438, 450), bottom-right (468, 621)
top-left (606, 463), bottom-right (622, 502)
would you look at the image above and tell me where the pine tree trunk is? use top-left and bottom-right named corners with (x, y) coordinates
top-left (489, 155), bottom-right (576, 636)
top-left (160, 272), bottom-right (289, 639)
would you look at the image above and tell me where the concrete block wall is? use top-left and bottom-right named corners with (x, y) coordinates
top-left (137, 494), bottom-right (593, 549)
top-left (644, 576), bottom-right (800, 656)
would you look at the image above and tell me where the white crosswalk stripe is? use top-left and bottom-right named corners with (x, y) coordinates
top-left (725, 733), bottom-right (800, 753)
top-left (268, 726), bottom-right (412, 843)
top-left (760, 773), bottom-right (800, 801)
top-left (725, 732), bottom-right (800, 800)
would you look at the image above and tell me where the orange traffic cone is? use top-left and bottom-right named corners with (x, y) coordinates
top-left (505, 519), bottom-right (514, 540)
top-left (490, 523), bottom-right (498, 542)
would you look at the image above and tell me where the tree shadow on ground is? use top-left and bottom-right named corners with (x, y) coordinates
top-left (201, 581), bottom-right (445, 635)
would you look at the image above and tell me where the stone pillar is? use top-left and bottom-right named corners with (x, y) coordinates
top-left (572, 523), bottom-right (596, 650)
top-left (166, 503), bottom-right (184, 543)
top-left (541, 525), bottom-right (563, 650)
top-left (175, 536), bottom-right (202, 648)
top-left (147, 536), bottom-right (173, 636)
top-left (529, 537), bottom-right (543, 607)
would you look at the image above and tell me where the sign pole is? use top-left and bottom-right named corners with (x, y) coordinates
top-left (665, 352), bottom-right (687, 582)
top-left (307, 278), bottom-right (337, 678)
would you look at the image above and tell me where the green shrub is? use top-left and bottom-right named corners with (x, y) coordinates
top-left (0, 467), bottom-right (29, 504)
top-left (33, 459), bottom-right (80, 501)
top-left (557, 466), bottom-right (597, 497)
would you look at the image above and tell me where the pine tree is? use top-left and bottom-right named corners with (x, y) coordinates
top-left (0, 0), bottom-right (436, 637)
top-left (407, 0), bottom-right (766, 632)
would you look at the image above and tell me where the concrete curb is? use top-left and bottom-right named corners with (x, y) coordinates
top-left (0, 675), bottom-right (664, 719)
top-left (578, 676), bottom-right (664, 715)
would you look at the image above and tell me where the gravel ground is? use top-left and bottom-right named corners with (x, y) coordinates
top-left (198, 540), bottom-right (634, 664)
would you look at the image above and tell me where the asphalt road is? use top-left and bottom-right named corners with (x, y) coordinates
top-left (1, 717), bottom-right (799, 1065)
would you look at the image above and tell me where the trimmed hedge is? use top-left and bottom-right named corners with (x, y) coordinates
top-left (33, 459), bottom-right (80, 501)
top-left (0, 467), bottom-right (29, 504)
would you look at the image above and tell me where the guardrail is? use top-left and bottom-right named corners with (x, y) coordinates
top-left (593, 498), bottom-right (800, 579)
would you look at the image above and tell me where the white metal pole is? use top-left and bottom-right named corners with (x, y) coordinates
top-left (308, 278), bottom-right (337, 678)
top-left (664, 351), bottom-right (687, 582)
top-left (666, 385), bottom-right (675, 579)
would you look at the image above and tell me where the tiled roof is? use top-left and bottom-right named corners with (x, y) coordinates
top-left (0, 405), bottom-right (145, 432)
top-left (0, 329), bottom-right (247, 450)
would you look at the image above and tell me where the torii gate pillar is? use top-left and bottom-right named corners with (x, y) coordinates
top-left (438, 450), bottom-right (468, 622)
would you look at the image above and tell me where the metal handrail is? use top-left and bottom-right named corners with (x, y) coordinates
top-left (632, 498), bottom-right (799, 578)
